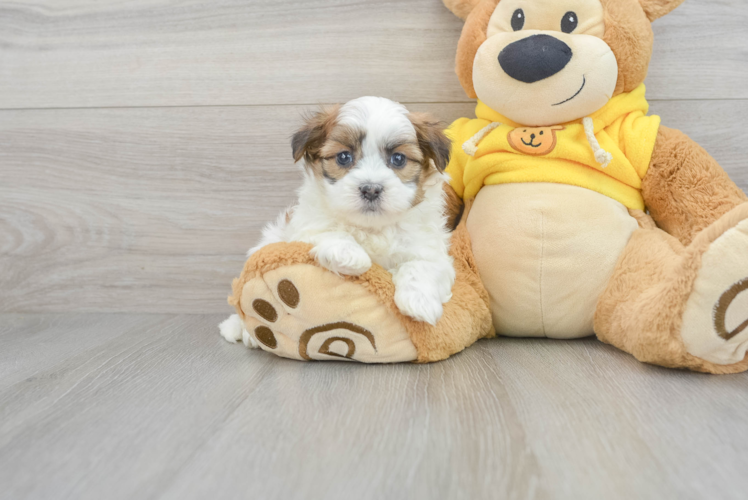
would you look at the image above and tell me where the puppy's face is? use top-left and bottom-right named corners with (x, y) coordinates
top-left (292, 97), bottom-right (450, 227)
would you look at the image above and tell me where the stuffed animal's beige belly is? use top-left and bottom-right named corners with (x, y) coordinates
top-left (467, 183), bottom-right (639, 339)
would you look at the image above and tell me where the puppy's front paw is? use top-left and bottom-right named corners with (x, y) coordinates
top-left (394, 288), bottom-right (444, 326)
top-left (392, 260), bottom-right (453, 325)
top-left (311, 240), bottom-right (372, 276)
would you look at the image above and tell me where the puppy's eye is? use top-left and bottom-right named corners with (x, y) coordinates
top-left (561, 12), bottom-right (578, 33)
top-left (336, 151), bottom-right (353, 167)
top-left (390, 152), bottom-right (407, 168)
top-left (511, 9), bottom-right (525, 31)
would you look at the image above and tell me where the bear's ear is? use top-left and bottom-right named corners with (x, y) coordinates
top-left (442, 0), bottom-right (483, 21)
top-left (638, 0), bottom-right (685, 21)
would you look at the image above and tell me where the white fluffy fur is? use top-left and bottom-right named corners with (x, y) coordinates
top-left (219, 313), bottom-right (258, 348)
top-left (220, 97), bottom-right (455, 345)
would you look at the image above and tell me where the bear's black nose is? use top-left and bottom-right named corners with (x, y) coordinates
top-left (498, 34), bottom-right (573, 84)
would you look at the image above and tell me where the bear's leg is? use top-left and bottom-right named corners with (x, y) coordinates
top-left (643, 126), bottom-right (748, 246)
top-left (595, 205), bottom-right (748, 374)
top-left (227, 209), bottom-right (493, 364)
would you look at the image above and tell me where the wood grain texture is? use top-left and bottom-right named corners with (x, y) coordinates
top-left (1, 313), bottom-right (747, 500)
top-left (0, 0), bottom-right (746, 109)
top-left (2, 100), bottom-right (746, 313)
top-left (0, 103), bottom-right (476, 314)
top-left (2, 2), bottom-right (747, 499)
top-left (0, 313), bottom-right (172, 390)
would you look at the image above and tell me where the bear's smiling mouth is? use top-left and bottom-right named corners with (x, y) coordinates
top-left (552, 75), bottom-right (586, 106)
top-left (521, 138), bottom-right (542, 148)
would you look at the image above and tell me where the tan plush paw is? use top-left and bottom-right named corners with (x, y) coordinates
top-left (681, 217), bottom-right (748, 365)
top-left (236, 264), bottom-right (417, 363)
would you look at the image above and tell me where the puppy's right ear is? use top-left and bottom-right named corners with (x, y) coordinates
top-left (291, 105), bottom-right (340, 163)
top-left (442, 0), bottom-right (483, 20)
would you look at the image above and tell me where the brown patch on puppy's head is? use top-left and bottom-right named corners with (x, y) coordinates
top-left (318, 124), bottom-right (366, 184)
top-left (382, 139), bottom-right (424, 184)
top-left (292, 105), bottom-right (366, 184)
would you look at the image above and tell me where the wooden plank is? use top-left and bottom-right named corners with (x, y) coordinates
top-left (0, 313), bottom-right (171, 390)
top-left (0, 313), bottom-right (275, 500)
top-left (646, 0), bottom-right (748, 100)
top-left (0, 0), bottom-right (746, 110)
top-left (0, 102), bottom-right (474, 314)
top-left (1, 100), bottom-right (746, 314)
top-left (1, 313), bottom-right (747, 500)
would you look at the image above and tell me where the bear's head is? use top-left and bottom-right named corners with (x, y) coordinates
top-left (443, 0), bottom-right (683, 126)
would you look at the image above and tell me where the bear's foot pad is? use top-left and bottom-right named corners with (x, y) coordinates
top-left (682, 217), bottom-right (748, 365)
top-left (238, 264), bottom-right (418, 363)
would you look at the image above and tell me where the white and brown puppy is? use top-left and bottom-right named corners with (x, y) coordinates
top-left (220, 96), bottom-right (455, 346)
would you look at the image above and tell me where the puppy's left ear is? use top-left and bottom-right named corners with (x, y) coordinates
top-left (409, 113), bottom-right (451, 172)
top-left (638, 0), bottom-right (685, 21)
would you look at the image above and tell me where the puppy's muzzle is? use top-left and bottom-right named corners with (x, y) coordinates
top-left (498, 34), bottom-right (573, 84)
top-left (359, 183), bottom-right (384, 202)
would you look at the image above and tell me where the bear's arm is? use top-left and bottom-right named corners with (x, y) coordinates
top-left (642, 125), bottom-right (747, 245)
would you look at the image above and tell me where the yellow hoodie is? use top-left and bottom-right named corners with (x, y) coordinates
top-left (445, 84), bottom-right (661, 210)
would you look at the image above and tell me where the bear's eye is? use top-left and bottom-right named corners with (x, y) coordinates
top-left (390, 152), bottom-right (407, 168)
top-left (336, 151), bottom-right (353, 167)
top-left (511, 9), bottom-right (525, 31)
top-left (561, 12), bottom-right (578, 33)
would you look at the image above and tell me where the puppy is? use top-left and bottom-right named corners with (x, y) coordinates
top-left (220, 96), bottom-right (455, 347)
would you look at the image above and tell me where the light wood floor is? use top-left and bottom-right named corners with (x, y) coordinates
top-left (1, 1), bottom-right (747, 499)
top-left (3, 313), bottom-right (748, 500)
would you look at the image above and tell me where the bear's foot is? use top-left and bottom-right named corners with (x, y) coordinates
top-left (233, 260), bottom-right (418, 363)
top-left (595, 204), bottom-right (748, 374)
top-left (681, 208), bottom-right (748, 366)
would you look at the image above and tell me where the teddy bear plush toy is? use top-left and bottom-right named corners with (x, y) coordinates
top-left (228, 0), bottom-right (748, 373)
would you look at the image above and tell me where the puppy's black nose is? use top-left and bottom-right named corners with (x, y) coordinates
top-left (499, 34), bottom-right (573, 84)
top-left (359, 183), bottom-right (384, 202)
